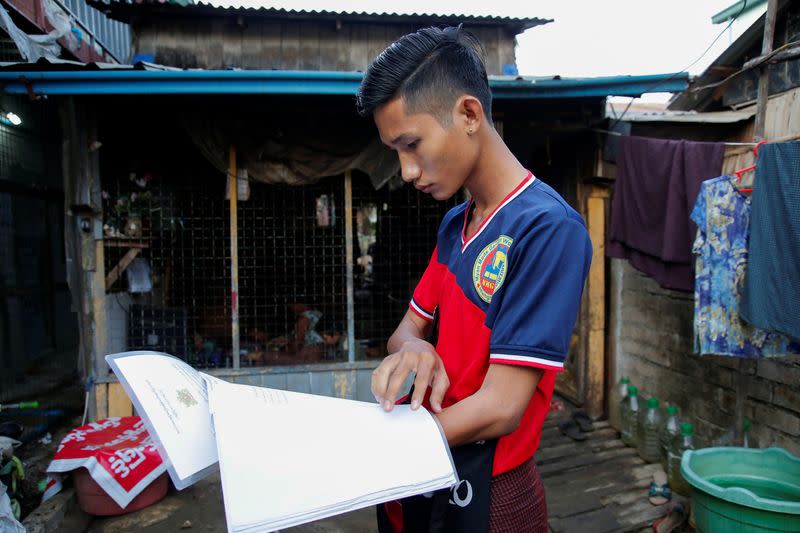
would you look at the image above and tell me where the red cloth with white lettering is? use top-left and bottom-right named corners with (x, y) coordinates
top-left (43, 417), bottom-right (166, 508)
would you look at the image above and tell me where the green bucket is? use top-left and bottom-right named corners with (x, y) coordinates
top-left (681, 447), bottom-right (800, 532)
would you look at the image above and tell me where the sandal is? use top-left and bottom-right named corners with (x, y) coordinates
top-left (571, 410), bottom-right (594, 432)
top-left (648, 469), bottom-right (672, 505)
top-left (652, 501), bottom-right (688, 533)
top-left (558, 418), bottom-right (588, 441)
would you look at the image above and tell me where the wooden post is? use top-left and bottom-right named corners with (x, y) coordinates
top-left (754, 0), bottom-right (779, 140)
top-left (585, 185), bottom-right (610, 418)
top-left (229, 146), bottom-right (240, 369)
top-left (344, 170), bottom-right (356, 363)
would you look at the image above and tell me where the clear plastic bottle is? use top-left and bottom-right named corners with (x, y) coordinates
top-left (667, 422), bottom-right (695, 496)
top-left (714, 416), bottom-right (753, 447)
top-left (620, 385), bottom-right (640, 447)
top-left (659, 404), bottom-right (680, 471)
top-left (610, 376), bottom-right (630, 431)
top-left (637, 397), bottom-right (662, 463)
top-left (743, 417), bottom-right (751, 448)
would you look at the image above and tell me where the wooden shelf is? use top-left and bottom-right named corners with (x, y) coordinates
top-left (104, 238), bottom-right (149, 249)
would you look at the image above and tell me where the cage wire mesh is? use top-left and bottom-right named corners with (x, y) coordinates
top-left (102, 160), bottom-right (453, 368)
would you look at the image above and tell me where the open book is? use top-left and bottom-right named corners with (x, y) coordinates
top-left (106, 351), bottom-right (457, 532)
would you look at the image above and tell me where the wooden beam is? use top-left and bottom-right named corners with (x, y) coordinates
top-left (584, 186), bottom-right (610, 418)
top-left (108, 382), bottom-right (133, 417)
top-left (754, 0), bottom-right (779, 140)
top-left (229, 146), bottom-right (240, 369)
top-left (105, 247), bottom-right (142, 290)
top-left (95, 383), bottom-right (108, 421)
top-left (345, 170), bottom-right (355, 363)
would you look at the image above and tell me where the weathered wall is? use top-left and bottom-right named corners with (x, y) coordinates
top-left (607, 87), bottom-right (800, 454)
top-left (133, 19), bottom-right (517, 75)
top-left (608, 259), bottom-right (800, 454)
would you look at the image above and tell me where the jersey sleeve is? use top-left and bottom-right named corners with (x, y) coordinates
top-left (488, 216), bottom-right (592, 371)
top-left (409, 246), bottom-right (445, 322)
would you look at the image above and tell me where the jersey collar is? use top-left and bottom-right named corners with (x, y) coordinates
top-left (461, 171), bottom-right (535, 253)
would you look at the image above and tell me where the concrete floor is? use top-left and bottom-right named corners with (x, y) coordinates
top-left (56, 472), bottom-right (377, 533)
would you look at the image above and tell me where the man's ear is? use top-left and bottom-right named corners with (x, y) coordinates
top-left (453, 95), bottom-right (485, 135)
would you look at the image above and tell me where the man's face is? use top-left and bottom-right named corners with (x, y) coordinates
top-left (374, 97), bottom-right (476, 201)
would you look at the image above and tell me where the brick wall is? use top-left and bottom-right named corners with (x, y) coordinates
top-left (608, 258), bottom-right (800, 455)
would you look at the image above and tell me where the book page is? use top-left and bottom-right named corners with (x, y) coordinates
top-left (106, 351), bottom-right (218, 489)
top-left (210, 380), bottom-right (456, 532)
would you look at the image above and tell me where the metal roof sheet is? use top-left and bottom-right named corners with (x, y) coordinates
top-left (85, 0), bottom-right (551, 33)
top-left (615, 107), bottom-right (756, 123)
top-left (0, 61), bottom-right (689, 98)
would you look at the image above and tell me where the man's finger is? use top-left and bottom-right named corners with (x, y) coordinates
top-left (428, 366), bottom-right (450, 413)
top-left (383, 354), bottom-right (416, 411)
top-left (410, 355), bottom-right (435, 410)
top-left (371, 354), bottom-right (401, 404)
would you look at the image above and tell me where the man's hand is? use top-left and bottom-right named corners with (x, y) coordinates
top-left (371, 339), bottom-right (449, 413)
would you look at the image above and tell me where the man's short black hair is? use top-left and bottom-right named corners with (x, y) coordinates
top-left (356, 25), bottom-right (492, 126)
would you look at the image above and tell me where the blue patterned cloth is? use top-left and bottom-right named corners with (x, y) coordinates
top-left (690, 176), bottom-right (800, 357)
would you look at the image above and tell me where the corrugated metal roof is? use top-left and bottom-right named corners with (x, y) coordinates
top-left (612, 107), bottom-right (756, 124)
top-left (85, 0), bottom-right (551, 33)
top-left (711, 0), bottom-right (766, 24)
top-left (0, 61), bottom-right (689, 98)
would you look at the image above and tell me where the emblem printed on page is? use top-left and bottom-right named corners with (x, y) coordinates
top-left (176, 388), bottom-right (198, 408)
top-left (472, 235), bottom-right (513, 303)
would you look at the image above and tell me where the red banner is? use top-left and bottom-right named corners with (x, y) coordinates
top-left (44, 417), bottom-right (166, 508)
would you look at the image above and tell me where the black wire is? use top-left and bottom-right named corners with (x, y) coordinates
top-left (610, 0), bottom-right (749, 128)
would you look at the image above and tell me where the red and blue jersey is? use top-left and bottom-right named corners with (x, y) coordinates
top-left (410, 172), bottom-right (593, 476)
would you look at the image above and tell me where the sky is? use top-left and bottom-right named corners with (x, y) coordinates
top-left (215, 0), bottom-right (764, 101)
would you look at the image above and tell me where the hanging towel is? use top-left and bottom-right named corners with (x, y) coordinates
top-left (691, 175), bottom-right (800, 357)
top-left (741, 141), bottom-right (800, 340)
top-left (608, 136), bottom-right (725, 292)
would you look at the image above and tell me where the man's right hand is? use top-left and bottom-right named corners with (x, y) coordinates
top-left (371, 339), bottom-right (449, 414)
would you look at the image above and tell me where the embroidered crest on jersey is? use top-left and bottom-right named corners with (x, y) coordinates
top-left (472, 235), bottom-right (513, 303)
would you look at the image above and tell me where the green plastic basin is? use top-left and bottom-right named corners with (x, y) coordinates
top-left (681, 447), bottom-right (800, 532)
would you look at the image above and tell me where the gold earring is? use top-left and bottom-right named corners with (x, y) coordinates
top-left (467, 128), bottom-right (473, 135)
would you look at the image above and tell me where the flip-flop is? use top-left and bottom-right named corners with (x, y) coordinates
top-left (648, 469), bottom-right (672, 505)
top-left (652, 501), bottom-right (688, 533)
top-left (558, 418), bottom-right (588, 441)
top-left (571, 410), bottom-right (594, 432)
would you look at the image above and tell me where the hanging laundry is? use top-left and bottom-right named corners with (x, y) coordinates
top-left (691, 175), bottom-right (800, 357)
top-left (608, 136), bottom-right (725, 292)
top-left (741, 141), bottom-right (800, 340)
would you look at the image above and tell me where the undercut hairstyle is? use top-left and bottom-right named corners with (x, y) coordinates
top-left (356, 25), bottom-right (493, 126)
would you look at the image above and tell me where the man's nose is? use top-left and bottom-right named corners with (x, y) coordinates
top-left (399, 154), bottom-right (421, 182)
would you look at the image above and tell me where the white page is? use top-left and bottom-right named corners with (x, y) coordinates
top-left (210, 381), bottom-right (456, 532)
top-left (106, 351), bottom-right (218, 489)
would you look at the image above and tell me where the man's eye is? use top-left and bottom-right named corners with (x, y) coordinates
top-left (407, 140), bottom-right (419, 149)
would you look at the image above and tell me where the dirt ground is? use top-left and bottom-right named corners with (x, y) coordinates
top-left (56, 472), bottom-right (377, 533)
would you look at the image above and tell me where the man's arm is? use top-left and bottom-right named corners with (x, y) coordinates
top-left (435, 364), bottom-right (542, 447)
top-left (373, 310), bottom-right (542, 446)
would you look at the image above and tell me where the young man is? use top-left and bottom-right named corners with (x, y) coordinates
top-left (357, 26), bottom-right (592, 532)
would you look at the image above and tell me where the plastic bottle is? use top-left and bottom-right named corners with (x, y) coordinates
top-left (659, 404), bottom-right (680, 470)
top-left (620, 385), bottom-right (640, 447)
top-left (743, 417), bottom-right (751, 448)
top-left (637, 397), bottom-right (662, 463)
top-left (667, 422), bottom-right (695, 496)
top-left (714, 416), bottom-right (753, 447)
top-left (609, 377), bottom-right (630, 431)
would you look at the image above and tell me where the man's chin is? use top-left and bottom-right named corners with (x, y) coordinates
top-left (430, 188), bottom-right (454, 201)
